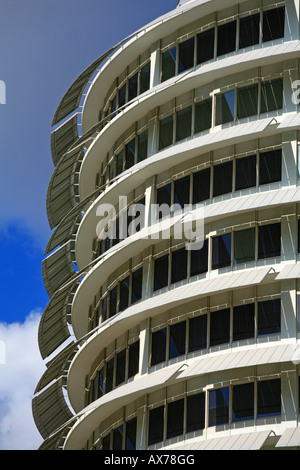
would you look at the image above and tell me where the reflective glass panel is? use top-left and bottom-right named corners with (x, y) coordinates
top-left (257, 379), bottom-right (281, 418)
top-left (116, 349), bottom-right (126, 387)
top-left (148, 406), bottom-right (164, 445)
top-left (128, 73), bottom-right (138, 101)
top-left (176, 106), bottom-right (192, 142)
top-left (187, 393), bottom-right (205, 432)
top-left (260, 78), bottom-right (283, 113)
top-left (213, 161), bottom-right (233, 197)
top-left (194, 98), bottom-right (212, 133)
top-left (197, 28), bottom-right (215, 64)
top-left (212, 233), bottom-right (232, 270)
top-left (171, 248), bottom-right (187, 284)
top-left (217, 21), bottom-right (237, 56)
top-left (151, 328), bottom-right (167, 366)
top-left (235, 154), bottom-right (257, 190)
top-left (188, 314), bottom-right (207, 352)
top-left (159, 115), bottom-right (173, 150)
top-left (128, 340), bottom-right (139, 378)
top-left (239, 13), bottom-right (260, 48)
top-left (131, 268), bottom-right (143, 304)
top-left (174, 175), bottom-right (190, 209)
top-left (113, 425), bottom-right (123, 450)
top-left (169, 321), bottom-right (186, 359)
top-left (140, 62), bottom-right (150, 93)
top-left (179, 38), bottom-right (195, 72)
top-left (263, 7), bottom-right (285, 42)
top-left (237, 84), bottom-right (258, 119)
top-left (125, 418), bottom-right (137, 450)
top-left (258, 223), bottom-right (281, 259)
top-left (209, 387), bottom-right (230, 426)
top-left (154, 254), bottom-right (169, 291)
top-left (257, 299), bottom-right (281, 336)
top-left (233, 303), bottom-right (255, 341)
top-left (259, 149), bottom-right (282, 185)
top-left (190, 238), bottom-right (208, 276)
top-left (215, 90), bottom-right (235, 125)
top-left (234, 228), bottom-right (255, 264)
top-left (161, 47), bottom-right (176, 82)
top-left (232, 382), bottom-right (254, 422)
top-left (210, 308), bottom-right (230, 346)
top-left (137, 130), bottom-right (148, 162)
top-left (193, 168), bottom-right (211, 204)
top-left (125, 139), bottom-right (135, 170)
top-left (167, 399), bottom-right (184, 439)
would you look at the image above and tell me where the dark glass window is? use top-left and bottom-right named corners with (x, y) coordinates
top-left (116, 150), bottom-right (124, 176)
top-left (101, 295), bottom-right (108, 323)
top-left (106, 358), bottom-right (114, 393)
top-left (258, 223), bottom-right (281, 259)
top-left (213, 161), bottom-right (233, 197)
top-left (176, 106), bottom-right (192, 142)
top-left (235, 154), bottom-right (257, 190)
top-left (119, 276), bottom-right (130, 312)
top-left (217, 21), bottom-right (237, 56)
top-left (233, 303), bottom-right (255, 341)
top-left (154, 255), bottom-right (169, 291)
top-left (102, 434), bottom-right (110, 450)
top-left (116, 349), bottom-right (126, 387)
top-left (125, 139), bottom-right (135, 170)
top-left (234, 228), bottom-right (255, 264)
top-left (190, 238), bottom-right (208, 276)
top-left (137, 130), bottom-right (148, 162)
top-left (188, 314), bottom-right (207, 352)
top-left (232, 382), bottom-right (254, 422)
top-left (128, 73), bottom-right (138, 101)
top-left (209, 387), bottom-right (230, 426)
top-left (131, 268), bottom-right (143, 304)
top-left (118, 84), bottom-right (126, 108)
top-left (161, 48), bottom-right (176, 82)
top-left (128, 340), bottom-right (139, 378)
top-left (113, 425), bottom-right (123, 450)
top-left (259, 149), bottom-right (282, 185)
top-left (257, 379), bottom-right (281, 418)
top-left (257, 299), bottom-right (281, 336)
top-left (193, 168), bottom-right (211, 204)
top-left (210, 308), bottom-right (230, 346)
top-left (197, 28), bottom-right (215, 65)
top-left (187, 393), bottom-right (205, 432)
top-left (109, 286), bottom-right (118, 318)
top-left (215, 90), bottom-right (235, 125)
top-left (169, 321), bottom-right (186, 359)
top-left (179, 38), bottom-right (195, 73)
top-left (125, 418), bottom-right (137, 450)
top-left (167, 399), bottom-right (184, 439)
top-left (239, 13), bottom-right (260, 48)
top-left (260, 78), bottom-right (283, 113)
top-left (263, 7), bottom-right (285, 42)
top-left (171, 248), bottom-right (188, 284)
top-left (194, 98), bottom-right (212, 134)
top-left (151, 328), bottom-right (167, 366)
top-left (237, 84), bottom-right (258, 119)
top-left (140, 62), bottom-right (150, 94)
top-left (148, 406), bottom-right (164, 445)
top-left (212, 233), bottom-right (232, 270)
top-left (98, 368), bottom-right (104, 398)
top-left (157, 183), bottom-right (172, 219)
top-left (174, 175), bottom-right (190, 209)
top-left (159, 115), bottom-right (173, 150)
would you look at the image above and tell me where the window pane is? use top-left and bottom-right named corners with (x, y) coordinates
top-left (157, 183), bottom-right (172, 214)
top-left (213, 161), bottom-right (233, 197)
top-left (174, 175), bottom-right (190, 208)
top-left (109, 286), bottom-right (118, 318)
top-left (167, 399), bottom-right (184, 439)
top-left (235, 154), bottom-right (257, 190)
top-left (119, 277), bottom-right (130, 312)
top-left (98, 368), bottom-right (104, 398)
top-left (128, 73), bottom-right (138, 101)
top-left (161, 48), bottom-right (176, 82)
top-left (257, 379), bottom-right (281, 418)
top-left (125, 139), bottom-right (135, 170)
top-left (169, 321), bottom-right (186, 359)
top-left (260, 78), bottom-right (283, 113)
top-left (215, 91), bottom-right (235, 125)
top-left (113, 425), bottom-right (123, 450)
top-left (193, 168), bottom-right (211, 204)
top-left (197, 28), bottom-right (215, 64)
top-left (217, 21), bottom-right (237, 56)
top-left (234, 228), bottom-right (255, 264)
top-left (128, 340), bottom-right (139, 378)
top-left (148, 406), bottom-right (164, 445)
top-left (171, 248), bottom-right (188, 284)
top-left (233, 303), bottom-right (255, 341)
top-left (151, 328), bottom-right (167, 366)
top-left (239, 13), bottom-right (260, 48)
top-left (210, 308), bottom-right (230, 346)
top-left (195, 98), bottom-right (212, 134)
top-left (176, 106), bottom-right (192, 141)
top-left (187, 393), bottom-right (205, 432)
top-left (116, 150), bottom-right (124, 176)
top-left (116, 349), bottom-right (126, 387)
top-left (101, 295), bottom-right (108, 323)
top-left (237, 84), bottom-right (258, 119)
top-left (209, 387), bottom-right (230, 426)
top-left (188, 314), bottom-right (207, 352)
top-left (126, 418), bottom-right (137, 450)
top-left (137, 130), bottom-right (148, 162)
top-left (259, 149), bottom-right (282, 185)
top-left (118, 84), bottom-right (126, 108)
top-left (212, 233), bottom-right (232, 270)
top-left (131, 268), bottom-right (143, 304)
top-left (179, 38), bottom-right (195, 73)
top-left (232, 382), bottom-right (254, 422)
top-left (102, 434), bottom-right (110, 450)
top-left (106, 358), bottom-right (114, 393)
top-left (263, 7), bottom-right (285, 42)
top-left (154, 254), bottom-right (169, 291)
top-left (159, 115), bottom-right (173, 150)
top-left (190, 238), bottom-right (208, 276)
top-left (140, 62), bottom-right (150, 93)
top-left (258, 223), bottom-right (281, 259)
top-left (258, 299), bottom-right (281, 336)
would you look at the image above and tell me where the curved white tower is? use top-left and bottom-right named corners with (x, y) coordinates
top-left (33, 0), bottom-right (300, 450)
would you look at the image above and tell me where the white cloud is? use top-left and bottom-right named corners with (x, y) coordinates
top-left (0, 311), bottom-right (46, 450)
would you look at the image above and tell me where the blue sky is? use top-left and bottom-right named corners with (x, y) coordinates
top-left (0, 0), bottom-right (177, 449)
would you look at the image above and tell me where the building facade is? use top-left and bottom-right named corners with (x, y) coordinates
top-left (33, 0), bottom-right (300, 450)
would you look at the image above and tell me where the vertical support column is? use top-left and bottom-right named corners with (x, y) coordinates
top-left (281, 279), bottom-right (297, 340)
top-left (139, 318), bottom-right (150, 375)
top-left (283, 61), bottom-right (299, 115)
top-left (282, 131), bottom-right (297, 187)
top-left (136, 397), bottom-right (147, 450)
top-left (149, 40), bottom-right (161, 88)
top-left (281, 203), bottom-right (297, 262)
top-left (285, 0), bottom-right (300, 41)
top-left (281, 365), bottom-right (298, 427)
